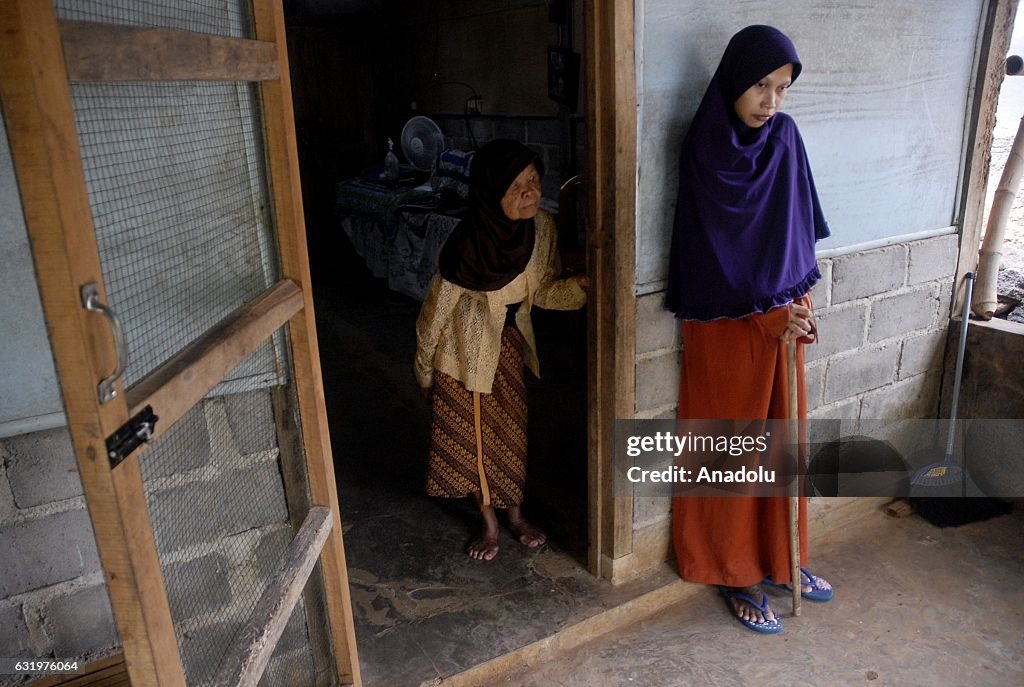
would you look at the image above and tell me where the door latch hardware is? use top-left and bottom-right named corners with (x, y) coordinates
top-left (80, 282), bottom-right (128, 404)
top-left (106, 405), bottom-right (158, 468)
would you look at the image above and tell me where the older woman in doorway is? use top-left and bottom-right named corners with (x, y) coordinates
top-left (415, 139), bottom-right (588, 561)
top-left (665, 25), bottom-right (834, 633)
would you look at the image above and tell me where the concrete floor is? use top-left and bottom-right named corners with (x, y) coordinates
top-left (494, 507), bottom-right (1024, 687)
top-left (313, 250), bottom-right (610, 687)
top-left (310, 245), bottom-right (1023, 687)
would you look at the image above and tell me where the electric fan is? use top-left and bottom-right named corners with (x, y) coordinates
top-left (400, 116), bottom-right (445, 172)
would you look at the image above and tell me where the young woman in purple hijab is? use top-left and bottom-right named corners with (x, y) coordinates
top-left (666, 26), bottom-right (833, 634)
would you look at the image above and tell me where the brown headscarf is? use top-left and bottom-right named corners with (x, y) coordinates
top-left (438, 139), bottom-right (543, 291)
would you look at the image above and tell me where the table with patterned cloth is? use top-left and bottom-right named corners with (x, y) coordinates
top-left (388, 208), bottom-right (463, 300)
top-left (334, 179), bottom-right (463, 300)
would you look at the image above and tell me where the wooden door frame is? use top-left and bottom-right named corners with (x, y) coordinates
top-left (0, 1), bottom-right (360, 684)
top-left (957, 0), bottom-right (1019, 313)
top-left (584, 0), bottom-right (637, 578)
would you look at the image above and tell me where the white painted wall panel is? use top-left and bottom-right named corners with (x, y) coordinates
top-left (637, 0), bottom-right (986, 286)
top-left (0, 114), bottom-right (65, 434)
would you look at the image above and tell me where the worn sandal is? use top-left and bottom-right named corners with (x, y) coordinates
top-left (718, 587), bottom-right (783, 634)
top-left (762, 568), bottom-right (833, 602)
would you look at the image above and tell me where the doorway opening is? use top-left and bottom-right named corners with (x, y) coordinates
top-left (284, 1), bottom-right (595, 683)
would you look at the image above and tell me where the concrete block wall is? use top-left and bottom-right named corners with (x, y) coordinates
top-left (0, 427), bottom-right (115, 684)
top-left (0, 390), bottom-right (322, 687)
top-left (808, 234), bottom-right (957, 425)
top-left (625, 233), bottom-right (959, 576)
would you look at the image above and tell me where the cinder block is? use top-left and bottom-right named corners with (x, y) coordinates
top-left (0, 509), bottom-right (101, 598)
top-left (4, 428), bottom-right (81, 508)
top-left (860, 372), bottom-right (940, 422)
top-left (805, 362), bottom-right (825, 411)
top-left (468, 119), bottom-right (493, 143)
top-left (809, 399), bottom-right (861, 423)
top-left (899, 329), bottom-right (948, 380)
top-left (224, 391), bottom-right (276, 455)
top-left (541, 175), bottom-right (560, 202)
top-left (164, 553), bottom-right (232, 621)
top-left (261, 643), bottom-right (316, 687)
top-left (0, 604), bottom-right (29, 656)
top-left (867, 287), bottom-right (939, 343)
top-left (908, 234), bottom-right (959, 284)
top-left (436, 118), bottom-right (466, 140)
top-left (635, 293), bottom-right (679, 354)
top-left (805, 303), bottom-right (867, 363)
top-left (938, 280), bottom-right (955, 318)
top-left (823, 345), bottom-right (899, 404)
top-left (0, 460), bottom-right (15, 523)
top-left (808, 400), bottom-right (860, 447)
top-left (43, 585), bottom-right (119, 658)
top-left (831, 245), bottom-right (906, 303)
top-left (150, 461), bottom-right (288, 552)
top-left (179, 621), bottom-right (234, 685)
top-left (815, 259), bottom-right (833, 307)
top-left (254, 526), bottom-right (292, 582)
top-left (525, 118), bottom-right (562, 145)
top-left (273, 605), bottom-right (311, 656)
top-left (492, 118), bottom-right (526, 141)
top-left (635, 353), bottom-right (680, 413)
top-left (634, 495), bottom-right (671, 526)
top-left (140, 404), bottom-right (212, 480)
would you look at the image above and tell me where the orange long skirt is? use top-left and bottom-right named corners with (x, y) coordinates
top-left (671, 301), bottom-right (809, 588)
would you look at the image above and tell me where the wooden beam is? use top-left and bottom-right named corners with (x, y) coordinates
top-left (269, 385), bottom-right (338, 683)
top-left (584, 0), bottom-right (637, 576)
top-left (60, 21), bottom-right (279, 82)
top-left (125, 279), bottom-right (303, 442)
top-left (252, 1), bottom-right (362, 684)
top-left (212, 507), bottom-right (332, 687)
top-left (958, 0), bottom-right (1019, 315)
top-left (583, 0), bottom-right (607, 579)
top-left (0, 3), bottom-right (185, 685)
top-left (611, 0), bottom-right (638, 562)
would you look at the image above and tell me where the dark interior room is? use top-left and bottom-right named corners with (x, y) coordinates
top-left (282, 2), bottom-right (594, 682)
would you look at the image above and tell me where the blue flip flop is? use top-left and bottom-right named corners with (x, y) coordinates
top-left (762, 568), bottom-right (833, 602)
top-left (719, 587), bottom-right (783, 634)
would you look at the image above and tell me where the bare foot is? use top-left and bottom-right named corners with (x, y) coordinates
top-left (508, 506), bottom-right (546, 548)
top-left (468, 492), bottom-right (500, 561)
top-left (467, 533), bottom-right (499, 560)
top-left (727, 584), bottom-right (777, 624)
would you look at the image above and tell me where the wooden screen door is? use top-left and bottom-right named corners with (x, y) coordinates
top-left (0, 2), bottom-right (360, 685)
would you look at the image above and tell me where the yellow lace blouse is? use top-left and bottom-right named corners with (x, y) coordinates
top-left (414, 210), bottom-right (586, 393)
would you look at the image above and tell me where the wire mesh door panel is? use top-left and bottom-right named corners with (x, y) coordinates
top-left (70, 80), bottom-right (283, 389)
top-left (2, 0), bottom-right (359, 684)
top-left (137, 335), bottom-right (335, 686)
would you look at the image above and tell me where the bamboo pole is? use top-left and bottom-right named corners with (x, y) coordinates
top-left (974, 112), bottom-right (1024, 318)
top-left (786, 338), bottom-right (801, 617)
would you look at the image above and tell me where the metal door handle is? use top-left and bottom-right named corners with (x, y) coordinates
top-left (81, 282), bottom-right (127, 404)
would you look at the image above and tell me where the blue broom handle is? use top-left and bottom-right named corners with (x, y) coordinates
top-left (945, 272), bottom-right (974, 461)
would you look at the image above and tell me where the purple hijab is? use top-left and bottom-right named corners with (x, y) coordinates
top-left (665, 25), bottom-right (830, 321)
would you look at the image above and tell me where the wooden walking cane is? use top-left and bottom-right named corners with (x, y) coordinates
top-left (786, 337), bottom-right (802, 617)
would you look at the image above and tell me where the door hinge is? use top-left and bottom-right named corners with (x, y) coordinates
top-left (106, 405), bottom-right (158, 469)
